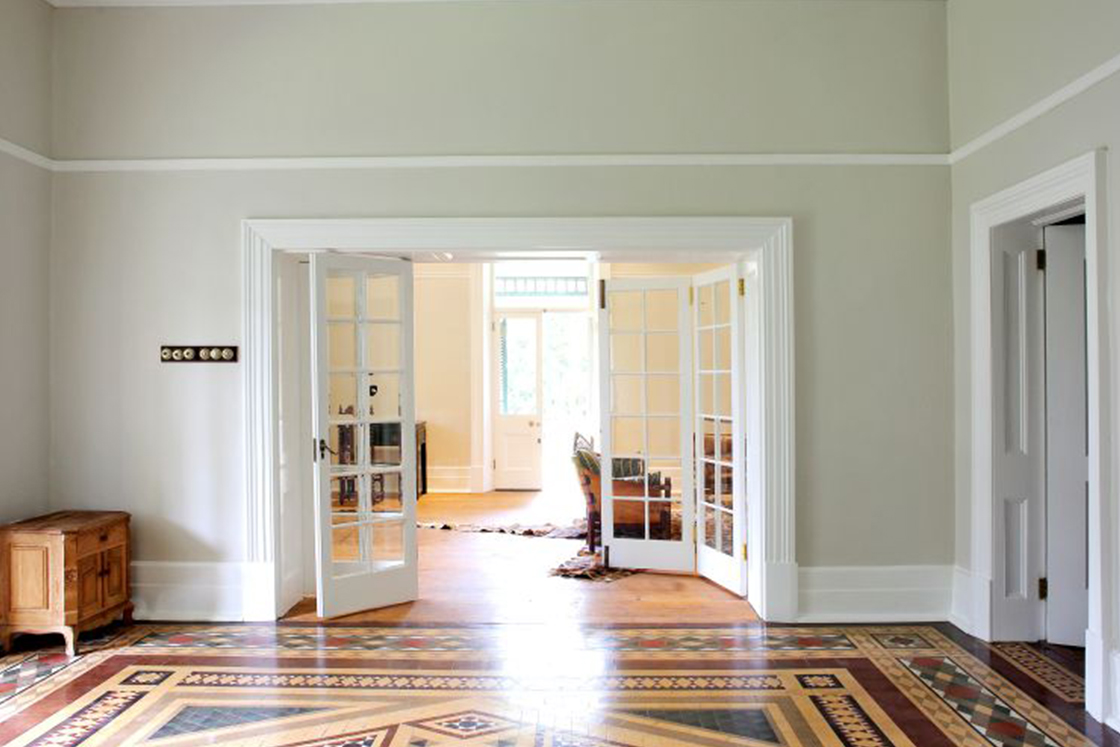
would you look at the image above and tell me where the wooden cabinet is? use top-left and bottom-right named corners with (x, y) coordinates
top-left (0, 511), bottom-right (133, 656)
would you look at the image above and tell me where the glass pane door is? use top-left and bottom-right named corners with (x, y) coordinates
top-left (493, 312), bottom-right (543, 490)
top-left (312, 254), bottom-right (417, 618)
top-left (599, 278), bottom-right (693, 571)
top-left (694, 267), bottom-right (746, 595)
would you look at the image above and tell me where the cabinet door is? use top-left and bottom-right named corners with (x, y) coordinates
top-left (102, 545), bottom-right (128, 609)
top-left (77, 554), bottom-right (102, 619)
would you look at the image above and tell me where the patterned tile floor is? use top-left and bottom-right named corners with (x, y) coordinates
top-left (0, 622), bottom-right (1114, 746)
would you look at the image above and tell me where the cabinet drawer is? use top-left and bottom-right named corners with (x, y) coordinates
top-left (76, 522), bottom-right (127, 557)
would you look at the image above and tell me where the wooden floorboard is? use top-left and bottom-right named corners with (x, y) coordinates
top-left (286, 491), bottom-right (758, 625)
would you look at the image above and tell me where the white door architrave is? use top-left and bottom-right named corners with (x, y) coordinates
top-left (243, 217), bottom-right (796, 623)
top-left (967, 151), bottom-right (1111, 721)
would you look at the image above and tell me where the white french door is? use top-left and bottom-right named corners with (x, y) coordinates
top-left (493, 311), bottom-right (544, 490)
top-left (311, 253), bottom-right (417, 618)
top-left (693, 267), bottom-right (747, 595)
top-left (599, 279), bottom-right (693, 571)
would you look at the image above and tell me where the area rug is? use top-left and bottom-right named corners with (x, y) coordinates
top-left (0, 622), bottom-right (1101, 746)
top-left (550, 551), bottom-right (637, 582)
top-left (417, 517), bottom-right (587, 539)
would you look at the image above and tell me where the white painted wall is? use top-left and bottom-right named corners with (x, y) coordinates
top-left (0, 0), bottom-right (52, 523)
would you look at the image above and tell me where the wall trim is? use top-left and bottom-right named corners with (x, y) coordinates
top-left (425, 465), bottom-right (473, 493)
top-left (131, 561), bottom-right (250, 622)
top-left (949, 50), bottom-right (1120, 164)
top-left (243, 217), bottom-right (796, 622)
top-left (0, 137), bottom-right (53, 171)
top-left (797, 565), bottom-right (952, 623)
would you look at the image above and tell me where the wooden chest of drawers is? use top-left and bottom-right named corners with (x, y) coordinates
top-left (0, 511), bottom-right (133, 655)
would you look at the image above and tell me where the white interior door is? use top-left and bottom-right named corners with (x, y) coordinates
top-left (1044, 224), bottom-right (1089, 646)
top-left (693, 267), bottom-right (747, 595)
top-left (599, 279), bottom-right (693, 571)
top-left (990, 223), bottom-right (1046, 640)
top-left (311, 253), bottom-right (417, 618)
top-left (493, 311), bottom-right (543, 490)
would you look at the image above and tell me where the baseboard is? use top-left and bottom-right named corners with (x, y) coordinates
top-left (948, 565), bottom-right (974, 633)
top-left (131, 561), bottom-right (252, 622)
top-left (426, 465), bottom-right (473, 493)
top-left (797, 565), bottom-right (951, 623)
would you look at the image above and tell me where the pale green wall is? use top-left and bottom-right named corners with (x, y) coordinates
top-left (947, 2), bottom-right (1120, 571)
top-left (0, 0), bottom-right (52, 522)
top-left (947, 0), bottom-right (1120, 148)
top-left (52, 1), bottom-right (948, 159)
top-left (50, 166), bottom-right (953, 567)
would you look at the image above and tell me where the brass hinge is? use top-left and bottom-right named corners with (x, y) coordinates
top-left (599, 279), bottom-right (606, 309)
top-left (742, 542), bottom-right (748, 559)
top-left (492, 459), bottom-right (496, 470)
top-left (1038, 577), bottom-right (1049, 600)
top-left (689, 286), bottom-right (694, 306)
top-left (738, 278), bottom-right (745, 297)
top-left (1036, 249), bottom-right (1047, 271)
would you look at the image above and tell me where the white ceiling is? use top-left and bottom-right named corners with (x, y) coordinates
top-left (47, 0), bottom-right (941, 7)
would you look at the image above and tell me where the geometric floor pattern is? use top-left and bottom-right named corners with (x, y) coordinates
top-left (0, 623), bottom-right (1110, 746)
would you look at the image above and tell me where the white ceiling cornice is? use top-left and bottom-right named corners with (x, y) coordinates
top-left (46, 0), bottom-right (943, 6)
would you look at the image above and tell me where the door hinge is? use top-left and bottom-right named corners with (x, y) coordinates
top-left (1038, 577), bottom-right (1049, 600)
top-left (742, 542), bottom-right (748, 559)
top-left (689, 286), bottom-right (695, 306)
top-left (492, 459), bottom-right (496, 469)
top-left (1036, 249), bottom-right (1047, 271)
top-left (738, 278), bottom-right (745, 297)
top-left (599, 279), bottom-right (606, 310)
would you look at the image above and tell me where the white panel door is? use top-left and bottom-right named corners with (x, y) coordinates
top-left (493, 311), bottom-right (543, 490)
top-left (599, 279), bottom-right (693, 571)
top-left (990, 225), bottom-right (1046, 640)
top-left (694, 267), bottom-right (746, 595)
top-left (311, 253), bottom-right (417, 618)
top-left (1044, 224), bottom-right (1089, 646)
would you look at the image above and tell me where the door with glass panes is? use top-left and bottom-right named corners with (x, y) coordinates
top-left (599, 279), bottom-right (694, 571)
top-left (693, 267), bottom-right (747, 595)
top-left (311, 253), bottom-right (417, 618)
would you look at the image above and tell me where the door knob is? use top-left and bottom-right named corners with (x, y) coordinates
top-left (319, 439), bottom-right (337, 460)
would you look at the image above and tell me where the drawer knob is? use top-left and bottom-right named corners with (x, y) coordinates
top-left (99, 533), bottom-right (109, 542)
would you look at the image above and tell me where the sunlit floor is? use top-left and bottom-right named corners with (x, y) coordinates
top-left (288, 489), bottom-right (757, 625)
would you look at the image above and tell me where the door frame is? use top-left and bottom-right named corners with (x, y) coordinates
top-left (966, 151), bottom-right (1111, 720)
top-left (243, 217), bottom-right (796, 622)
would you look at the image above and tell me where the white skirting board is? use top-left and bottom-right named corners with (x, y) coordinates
top-left (797, 565), bottom-right (952, 623)
top-left (131, 561), bottom-right (251, 622)
top-left (425, 465), bottom-right (473, 493)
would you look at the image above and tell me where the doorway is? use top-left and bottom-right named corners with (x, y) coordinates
top-left (968, 151), bottom-right (1110, 719)
top-left (247, 217), bottom-right (797, 625)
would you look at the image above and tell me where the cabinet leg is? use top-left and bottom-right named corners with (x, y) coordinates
top-left (0, 628), bottom-right (11, 653)
top-left (123, 603), bottom-right (135, 625)
top-left (61, 627), bottom-right (77, 657)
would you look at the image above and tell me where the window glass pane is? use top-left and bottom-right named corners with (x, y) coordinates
top-left (648, 459), bottom-right (682, 500)
top-left (720, 511), bottom-right (734, 555)
top-left (613, 500), bottom-right (645, 539)
top-left (715, 326), bottom-right (731, 370)
top-left (329, 373), bottom-right (358, 419)
top-left (647, 417), bottom-right (680, 457)
top-left (609, 291), bottom-right (643, 330)
top-left (611, 417), bottom-right (644, 455)
top-left (366, 372), bottom-right (401, 419)
top-left (499, 317), bottom-right (537, 415)
top-left (365, 274), bottom-right (399, 320)
top-left (645, 289), bottom-right (678, 331)
top-left (327, 275), bottom-right (356, 318)
top-left (330, 476), bottom-right (359, 512)
top-left (716, 373), bottom-right (731, 416)
top-left (611, 375), bottom-right (643, 415)
top-left (372, 471), bottom-right (403, 513)
top-left (715, 280), bottom-right (731, 325)
top-left (721, 462), bottom-right (734, 509)
top-left (646, 375), bottom-right (679, 415)
top-left (610, 334), bottom-right (643, 373)
top-left (329, 424), bottom-right (359, 468)
top-left (369, 424), bottom-right (402, 467)
top-left (329, 323), bottom-right (357, 369)
top-left (694, 284), bottom-right (712, 324)
top-left (646, 333), bottom-right (679, 372)
top-left (331, 525), bottom-right (362, 565)
top-left (372, 521), bottom-right (405, 565)
top-left (648, 501), bottom-right (681, 540)
top-left (700, 373), bottom-right (714, 415)
top-left (699, 328), bottom-right (714, 370)
top-left (364, 323), bottom-right (400, 370)
top-left (703, 506), bottom-right (717, 549)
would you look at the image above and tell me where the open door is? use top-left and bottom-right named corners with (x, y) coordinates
top-left (493, 311), bottom-right (543, 490)
top-left (990, 222), bottom-right (1046, 640)
top-left (311, 253), bottom-right (417, 618)
top-left (599, 278), bottom-right (693, 571)
top-left (693, 267), bottom-right (747, 595)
